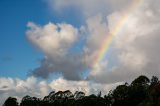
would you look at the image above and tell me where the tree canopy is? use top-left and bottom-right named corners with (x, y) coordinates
top-left (3, 75), bottom-right (160, 106)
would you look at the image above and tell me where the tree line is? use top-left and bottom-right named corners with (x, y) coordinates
top-left (3, 75), bottom-right (160, 106)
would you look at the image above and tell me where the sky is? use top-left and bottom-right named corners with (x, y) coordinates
top-left (1, 0), bottom-right (160, 105)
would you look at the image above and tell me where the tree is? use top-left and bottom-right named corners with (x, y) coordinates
top-left (3, 75), bottom-right (160, 106)
top-left (3, 97), bottom-right (18, 106)
top-left (111, 84), bottom-right (130, 106)
top-left (149, 83), bottom-right (160, 106)
top-left (20, 95), bottom-right (41, 106)
top-left (104, 90), bottom-right (113, 106)
top-left (129, 75), bottom-right (150, 106)
top-left (74, 91), bottom-right (85, 100)
top-left (131, 75), bottom-right (150, 86)
top-left (150, 76), bottom-right (159, 87)
top-left (42, 90), bottom-right (75, 106)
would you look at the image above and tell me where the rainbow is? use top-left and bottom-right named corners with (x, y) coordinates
top-left (92, 0), bottom-right (143, 71)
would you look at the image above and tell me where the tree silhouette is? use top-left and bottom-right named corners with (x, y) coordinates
top-left (3, 97), bottom-right (18, 106)
top-left (3, 75), bottom-right (160, 106)
top-left (111, 84), bottom-right (130, 106)
top-left (20, 95), bottom-right (41, 106)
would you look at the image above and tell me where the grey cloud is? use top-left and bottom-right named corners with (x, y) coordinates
top-left (31, 55), bottom-right (87, 80)
top-left (27, 0), bottom-right (160, 84)
top-left (89, 0), bottom-right (160, 84)
top-left (26, 22), bottom-right (88, 80)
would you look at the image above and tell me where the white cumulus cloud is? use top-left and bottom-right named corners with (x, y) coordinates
top-left (0, 77), bottom-right (120, 105)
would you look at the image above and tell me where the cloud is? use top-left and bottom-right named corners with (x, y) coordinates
top-left (47, 0), bottom-right (111, 17)
top-left (0, 77), bottom-right (121, 105)
top-left (50, 77), bottom-right (122, 95)
top-left (88, 0), bottom-right (160, 83)
top-left (47, 0), bottom-right (136, 18)
top-left (26, 22), bottom-right (87, 80)
top-left (0, 77), bottom-right (52, 105)
top-left (27, 22), bottom-right (78, 56)
top-left (27, 0), bottom-right (160, 84)
top-left (26, 14), bottom-right (110, 81)
top-left (26, 0), bottom-right (160, 85)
